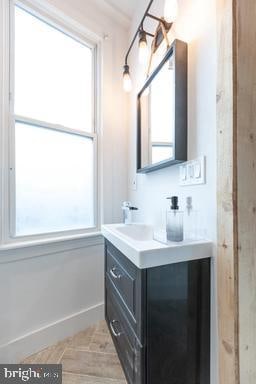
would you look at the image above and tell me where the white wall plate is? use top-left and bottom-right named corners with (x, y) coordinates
top-left (179, 156), bottom-right (206, 186)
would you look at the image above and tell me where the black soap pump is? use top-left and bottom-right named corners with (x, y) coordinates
top-left (166, 196), bottom-right (184, 242)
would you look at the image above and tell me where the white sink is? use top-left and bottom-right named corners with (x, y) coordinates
top-left (115, 223), bottom-right (154, 241)
top-left (102, 223), bottom-right (212, 269)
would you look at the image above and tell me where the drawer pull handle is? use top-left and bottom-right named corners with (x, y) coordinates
top-left (109, 320), bottom-right (121, 337)
top-left (110, 267), bottom-right (122, 279)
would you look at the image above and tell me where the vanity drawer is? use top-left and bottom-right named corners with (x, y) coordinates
top-left (105, 241), bottom-right (138, 317)
top-left (106, 274), bottom-right (144, 342)
top-left (105, 241), bottom-right (143, 323)
top-left (106, 291), bottom-right (144, 384)
top-left (105, 241), bottom-right (145, 341)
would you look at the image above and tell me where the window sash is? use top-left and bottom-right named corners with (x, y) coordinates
top-left (11, 1), bottom-right (97, 135)
top-left (12, 120), bottom-right (98, 237)
top-left (7, 0), bottom-right (100, 240)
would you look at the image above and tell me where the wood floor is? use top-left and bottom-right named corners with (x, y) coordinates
top-left (21, 321), bottom-right (127, 384)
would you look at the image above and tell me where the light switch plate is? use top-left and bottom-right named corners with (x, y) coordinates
top-left (179, 156), bottom-right (206, 186)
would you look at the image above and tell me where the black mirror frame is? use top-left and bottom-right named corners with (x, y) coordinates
top-left (137, 39), bottom-right (188, 173)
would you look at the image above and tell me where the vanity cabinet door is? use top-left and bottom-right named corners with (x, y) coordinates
top-left (146, 259), bottom-right (210, 384)
top-left (106, 290), bottom-right (145, 384)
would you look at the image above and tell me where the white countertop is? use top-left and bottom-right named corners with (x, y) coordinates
top-left (102, 223), bottom-right (212, 269)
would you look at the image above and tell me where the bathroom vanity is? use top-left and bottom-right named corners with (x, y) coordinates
top-left (102, 224), bottom-right (211, 384)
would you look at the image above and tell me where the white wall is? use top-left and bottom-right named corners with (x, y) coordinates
top-left (0, 238), bottom-right (104, 363)
top-left (128, 1), bottom-right (218, 383)
top-left (0, 0), bottom-right (129, 363)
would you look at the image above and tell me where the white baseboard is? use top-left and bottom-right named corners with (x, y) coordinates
top-left (0, 302), bottom-right (104, 363)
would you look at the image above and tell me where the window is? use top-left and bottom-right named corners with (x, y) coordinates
top-left (11, 4), bottom-right (98, 237)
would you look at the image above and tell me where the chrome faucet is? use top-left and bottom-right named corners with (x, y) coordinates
top-left (122, 202), bottom-right (138, 225)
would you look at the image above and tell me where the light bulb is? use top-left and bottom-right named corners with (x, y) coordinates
top-left (164, 0), bottom-right (178, 23)
top-left (138, 30), bottom-right (149, 64)
top-left (123, 73), bottom-right (132, 92)
top-left (139, 40), bottom-right (149, 64)
top-left (123, 65), bottom-right (132, 92)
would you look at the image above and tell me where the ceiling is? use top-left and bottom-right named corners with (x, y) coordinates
top-left (104, 0), bottom-right (137, 19)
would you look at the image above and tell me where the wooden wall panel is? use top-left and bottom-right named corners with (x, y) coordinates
top-left (217, 0), bottom-right (239, 383)
top-left (237, 1), bottom-right (256, 383)
top-left (218, 0), bottom-right (256, 383)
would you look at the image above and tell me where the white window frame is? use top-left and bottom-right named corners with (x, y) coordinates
top-left (0, 0), bottom-right (103, 246)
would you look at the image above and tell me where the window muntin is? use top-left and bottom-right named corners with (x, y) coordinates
top-left (11, 4), bottom-right (97, 238)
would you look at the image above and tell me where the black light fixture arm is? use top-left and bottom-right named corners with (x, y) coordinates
top-left (146, 13), bottom-right (163, 23)
top-left (143, 30), bottom-right (155, 38)
top-left (124, 0), bottom-right (154, 65)
top-left (147, 13), bottom-right (172, 29)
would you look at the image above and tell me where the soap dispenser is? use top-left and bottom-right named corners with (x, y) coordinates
top-left (166, 196), bottom-right (184, 242)
top-left (184, 196), bottom-right (198, 240)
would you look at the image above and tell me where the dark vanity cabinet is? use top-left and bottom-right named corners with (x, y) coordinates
top-left (104, 240), bottom-right (210, 384)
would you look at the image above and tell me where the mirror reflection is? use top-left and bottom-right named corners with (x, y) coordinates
top-left (140, 57), bottom-right (175, 168)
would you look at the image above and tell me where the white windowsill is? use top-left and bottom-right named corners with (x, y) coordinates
top-left (0, 231), bottom-right (104, 264)
top-left (0, 231), bottom-right (103, 251)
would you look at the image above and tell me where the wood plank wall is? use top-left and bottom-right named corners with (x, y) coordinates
top-left (236, 1), bottom-right (256, 383)
top-left (217, 0), bottom-right (256, 383)
top-left (217, 0), bottom-right (239, 383)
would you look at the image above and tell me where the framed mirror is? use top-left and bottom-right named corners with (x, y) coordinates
top-left (137, 39), bottom-right (188, 173)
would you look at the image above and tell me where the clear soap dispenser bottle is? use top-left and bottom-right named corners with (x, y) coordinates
top-left (166, 196), bottom-right (184, 242)
top-left (184, 196), bottom-right (198, 240)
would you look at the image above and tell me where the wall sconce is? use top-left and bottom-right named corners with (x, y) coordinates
top-left (123, 0), bottom-right (178, 92)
